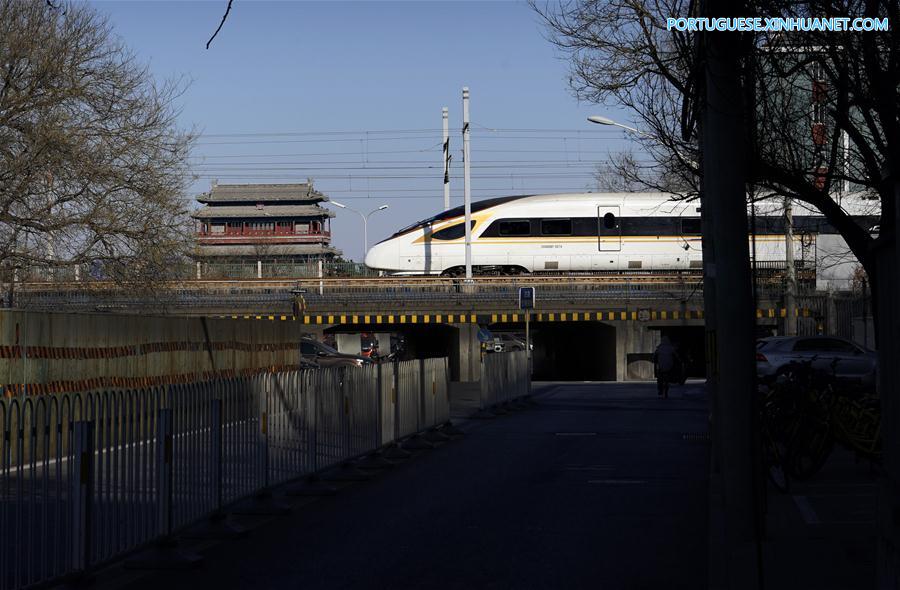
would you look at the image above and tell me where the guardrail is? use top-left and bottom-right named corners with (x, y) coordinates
top-left (13, 258), bottom-right (814, 283)
top-left (480, 351), bottom-right (531, 411)
top-left (8, 273), bottom-right (827, 314)
top-left (11, 277), bottom-right (708, 313)
top-left (0, 358), bottom-right (450, 590)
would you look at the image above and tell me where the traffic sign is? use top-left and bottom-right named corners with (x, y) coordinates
top-left (477, 326), bottom-right (494, 343)
top-left (518, 287), bottom-right (535, 310)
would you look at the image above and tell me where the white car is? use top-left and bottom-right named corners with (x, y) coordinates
top-left (756, 336), bottom-right (877, 391)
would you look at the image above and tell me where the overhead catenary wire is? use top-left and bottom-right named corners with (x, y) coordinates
top-left (189, 124), bottom-right (646, 213)
top-left (196, 126), bottom-right (622, 138)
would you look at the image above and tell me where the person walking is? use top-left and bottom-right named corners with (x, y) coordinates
top-left (653, 336), bottom-right (680, 399)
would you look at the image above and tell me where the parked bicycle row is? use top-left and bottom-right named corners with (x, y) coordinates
top-left (758, 355), bottom-right (881, 494)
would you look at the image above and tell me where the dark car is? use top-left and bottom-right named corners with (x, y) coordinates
top-left (756, 335), bottom-right (877, 391)
top-left (300, 338), bottom-right (372, 368)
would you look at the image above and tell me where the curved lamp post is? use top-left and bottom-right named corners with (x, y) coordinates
top-left (587, 115), bottom-right (646, 136)
top-left (331, 201), bottom-right (389, 262)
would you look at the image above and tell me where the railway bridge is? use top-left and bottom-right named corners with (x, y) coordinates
top-left (13, 274), bottom-right (817, 382)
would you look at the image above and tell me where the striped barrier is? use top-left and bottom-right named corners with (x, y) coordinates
top-left (219, 308), bottom-right (812, 324)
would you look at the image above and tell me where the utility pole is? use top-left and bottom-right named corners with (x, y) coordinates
top-left (701, 0), bottom-right (760, 586)
top-left (462, 87), bottom-right (473, 280)
top-left (784, 197), bottom-right (797, 335)
top-left (443, 107), bottom-right (451, 211)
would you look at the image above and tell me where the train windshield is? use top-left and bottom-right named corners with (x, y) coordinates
top-left (383, 195), bottom-right (532, 242)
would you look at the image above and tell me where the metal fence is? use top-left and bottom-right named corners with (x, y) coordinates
top-left (791, 292), bottom-right (874, 346)
top-left (13, 261), bottom-right (379, 284)
top-left (0, 359), bottom-right (449, 590)
top-left (480, 351), bottom-right (531, 410)
top-left (11, 276), bottom-right (712, 314)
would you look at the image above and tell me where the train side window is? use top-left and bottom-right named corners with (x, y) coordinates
top-left (498, 220), bottom-right (531, 236)
top-left (572, 218), bottom-right (598, 236)
top-left (602, 212), bottom-right (617, 230)
top-left (432, 220), bottom-right (475, 240)
top-left (541, 219), bottom-right (572, 236)
top-left (681, 218), bottom-right (702, 234)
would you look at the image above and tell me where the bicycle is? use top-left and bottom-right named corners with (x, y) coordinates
top-left (759, 385), bottom-right (791, 493)
top-left (765, 358), bottom-right (835, 480)
top-left (777, 357), bottom-right (882, 479)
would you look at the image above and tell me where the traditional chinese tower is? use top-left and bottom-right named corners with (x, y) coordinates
top-left (192, 181), bottom-right (340, 274)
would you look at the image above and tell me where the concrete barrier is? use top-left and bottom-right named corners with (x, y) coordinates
top-left (0, 310), bottom-right (302, 395)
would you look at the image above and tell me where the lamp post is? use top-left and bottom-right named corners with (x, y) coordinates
top-left (587, 115), bottom-right (647, 136)
top-left (588, 115), bottom-right (698, 169)
top-left (331, 201), bottom-right (389, 262)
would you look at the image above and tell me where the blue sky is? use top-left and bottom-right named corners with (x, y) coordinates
top-left (95, 0), bottom-right (638, 260)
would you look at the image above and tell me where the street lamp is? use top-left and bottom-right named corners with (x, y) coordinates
top-left (587, 115), bottom-right (646, 136)
top-left (331, 201), bottom-right (389, 262)
top-left (589, 115), bottom-right (697, 169)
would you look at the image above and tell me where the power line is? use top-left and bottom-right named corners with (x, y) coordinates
top-left (190, 177), bottom-right (596, 191)
top-left (195, 133), bottom-right (625, 146)
top-left (189, 163), bottom-right (649, 173)
top-left (196, 127), bottom-right (622, 138)
top-left (190, 148), bottom-right (444, 159)
top-left (196, 135), bottom-right (442, 146)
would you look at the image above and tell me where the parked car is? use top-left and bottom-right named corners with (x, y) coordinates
top-left (756, 335), bottom-right (877, 391)
top-left (488, 333), bottom-right (528, 353)
top-left (300, 338), bottom-right (372, 368)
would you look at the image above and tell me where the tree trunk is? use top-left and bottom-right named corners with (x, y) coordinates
top-left (875, 172), bottom-right (900, 587)
top-left (702, 1), bottom-right (760, 585)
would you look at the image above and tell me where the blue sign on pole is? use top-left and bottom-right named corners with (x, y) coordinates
top-left (518, 287), bottom-right (535, 310)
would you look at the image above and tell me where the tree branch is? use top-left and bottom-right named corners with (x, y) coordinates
top-left (206, 0), bottom-right (234, 50)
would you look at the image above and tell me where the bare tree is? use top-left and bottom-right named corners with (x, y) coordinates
top-left (534, 0), bottom-right (703, 194)
top-left (534, 0), bottom-right (898, 324)
top-left (0, 0), bottom-right (196, 297)
top-left (536, 1), bottom-right (900, 582)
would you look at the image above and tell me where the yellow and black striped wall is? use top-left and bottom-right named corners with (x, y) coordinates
top-left (219, 307), bottom-right (811, 325)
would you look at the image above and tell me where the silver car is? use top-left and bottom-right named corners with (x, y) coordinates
top-left (756, 335), bottom-right (877, 390)
top-left (489, 333), bottom-right (527, 353)
top-left (300, 339), bottom-right (372, 368)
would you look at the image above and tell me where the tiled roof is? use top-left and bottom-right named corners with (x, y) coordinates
top-left (197, 183), bottom-right (328, 203)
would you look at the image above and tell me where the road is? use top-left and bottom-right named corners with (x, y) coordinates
top-left (108, 381), bottom-right (710, 590)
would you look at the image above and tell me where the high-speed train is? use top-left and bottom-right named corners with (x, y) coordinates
top-left (364, 192), bottom-right (878, 286)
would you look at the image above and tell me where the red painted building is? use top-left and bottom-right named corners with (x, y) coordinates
top-left (192, 182), bottom-right (340, 264)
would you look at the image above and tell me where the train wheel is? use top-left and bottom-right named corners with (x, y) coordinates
top-left (502, 266), bottom-right (530, 275)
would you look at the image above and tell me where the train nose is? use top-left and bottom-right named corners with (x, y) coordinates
top-left (365, 239), bottom-right (400, 271)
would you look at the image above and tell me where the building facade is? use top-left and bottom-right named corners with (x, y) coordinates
top-left (192, 182), bottom-right (340, 274)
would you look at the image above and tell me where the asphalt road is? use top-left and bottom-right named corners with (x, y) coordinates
top-left (109, 381), bottom-right (711, 590)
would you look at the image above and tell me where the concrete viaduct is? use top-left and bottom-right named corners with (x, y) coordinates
top-left (14, 276), bottom-right (810, 383)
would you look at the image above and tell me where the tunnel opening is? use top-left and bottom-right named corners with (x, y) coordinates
top-left (657, 326), bottom-right (707, 378)
top-left (530, 322), bottom-right (617, 381)
top-left (322, 324), bottom-right (460, 378)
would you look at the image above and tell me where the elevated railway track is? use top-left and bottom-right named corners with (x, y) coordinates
top-left (10, 268), bottom-right (803, 292)
top-left (3, 272), bottom-right (804, 317)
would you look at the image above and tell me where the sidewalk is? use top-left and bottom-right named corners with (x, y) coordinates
top-left (710, 431), bottom-right (878, 588)
top-left (79, 381), bottom-right (709, 590)
top-left (761, 446), bottom-right (877, 589)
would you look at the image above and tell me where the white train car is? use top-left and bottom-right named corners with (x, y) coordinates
top-left (364, 192), bottom-right (877, 286)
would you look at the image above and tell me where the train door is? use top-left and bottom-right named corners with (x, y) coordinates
top-left (598, 206), bottom-right (621, 251)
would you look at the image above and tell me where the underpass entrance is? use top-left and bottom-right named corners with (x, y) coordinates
top-left (530, 321), bottom-right (617, 381)
top-left (323, 323), bottom-right (461, 377)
